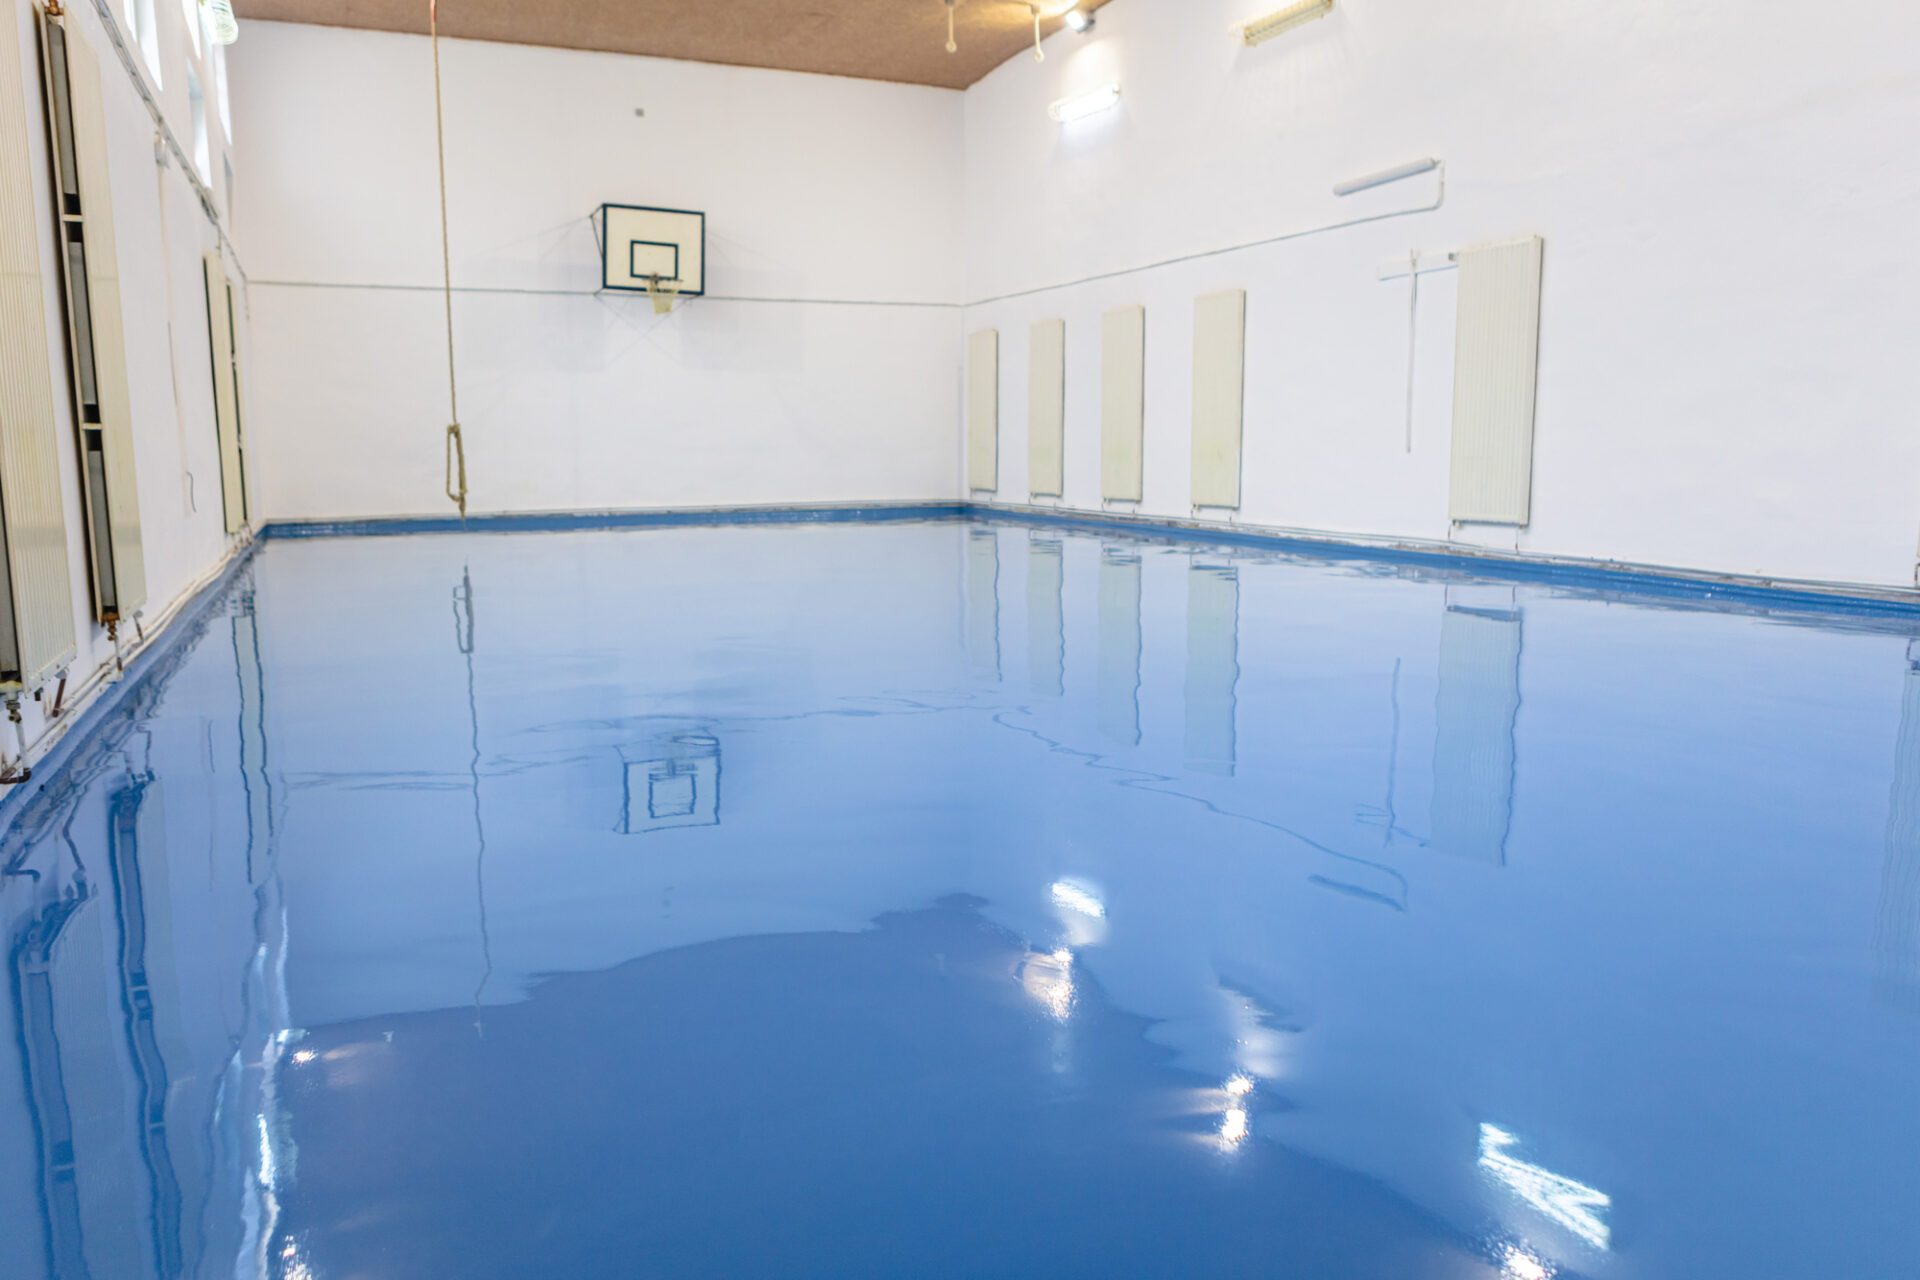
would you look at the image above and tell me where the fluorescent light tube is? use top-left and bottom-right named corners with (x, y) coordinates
top-left (1333, 157), bottom-right (1440, 197)
top-left (1049, 83), bottom-right (1121, 123)
top-left (1234, 0), bottom-right (1333, 46)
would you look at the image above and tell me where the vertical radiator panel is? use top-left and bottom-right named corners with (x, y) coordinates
top-left (1430, 605), bottom-right (1523, 864)
top-left (1027, 318), bottom-right (1064, 499)
top-left (1026, 537), bottom-right (1063, 696)
top-left (204, 253), bottom-right (245, 532)
top-left (1190, 289), bottom-right (1246, 510)
top-left (65, 23), bottom-right (145, 613)
top-left (1100, 304), bottom-right (1145, 502)
top-left (0, 7), bottom-right (75, 686)
top-left (225, 281), bottom-right (251, 524)
top-left (1097, 548), bottom-right (1141, 746)
top-left (966, 329), bottom-right (998, 493)
top-left (1184, 562), bottom-right (1239, 776)
top-left (1449, 236), bottom-right (1544, 525)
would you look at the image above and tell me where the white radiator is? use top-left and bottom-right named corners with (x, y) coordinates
top-left (1027, 318), bottom-right (1065, 499)
top-left (205, 253), bottom-right (248, 532)
top-left (1190, 290), bottom-right (1246, 510)
top-left (1100, 305), bottom-right (1144, 502)
top-left (966, 329), bottom-right (998, 492)
top-left (0, 6), bottom-right (75, 689)
top-left (1449, 237), bottom-right (1544, 525)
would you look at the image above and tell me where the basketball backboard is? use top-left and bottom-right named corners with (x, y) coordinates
top-left (599, 204), bottom-right (706, 296)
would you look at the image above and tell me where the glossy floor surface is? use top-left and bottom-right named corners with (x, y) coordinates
top-left (4, 520), bottom-right (1919, 1280)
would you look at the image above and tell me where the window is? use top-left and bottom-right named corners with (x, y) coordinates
top-left (187, 64), bottom-right (208, 182)
top-left (123, 0), bottom-right (161, 87)
top-left (180, 0), bottom-right (201, 58)
top-left (212, 40), bottom-right (230, 138)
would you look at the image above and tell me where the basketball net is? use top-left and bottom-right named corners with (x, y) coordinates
top-left (647, 273), bottom-right (682, 316)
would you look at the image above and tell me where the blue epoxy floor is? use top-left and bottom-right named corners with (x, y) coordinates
top-left (3, 520), bottom-right (1919, 1279)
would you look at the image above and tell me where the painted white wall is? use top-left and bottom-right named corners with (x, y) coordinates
top-left (228, 1), bottom-right (1920, 589)
top-left (961, 0), bottom-right (1920, 588)
top-left (227, 22), bottom-right (965, 521)
top-left (6, 0), bottom-right (245, 749)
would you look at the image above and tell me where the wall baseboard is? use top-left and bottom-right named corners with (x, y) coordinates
top-left (260, 502), bottom-right (972, 540)
top-left (264, 500), bottom-right (1920, 622)
top-left (971, 501), bottom-right (1920, 623)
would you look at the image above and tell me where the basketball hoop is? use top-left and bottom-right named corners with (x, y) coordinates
top-left (646, 272), bottom-right (681, 315)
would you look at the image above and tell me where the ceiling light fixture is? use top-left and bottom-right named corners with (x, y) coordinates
top-left (1049, 83), bottom-right (1120, 123)
top-left (1063, 5), bottom-right (1093, 32)
top-left (1234, 0), bottom-right (1333, 47)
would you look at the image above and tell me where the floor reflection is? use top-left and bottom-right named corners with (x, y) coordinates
top-left (1027, 537), bottom-right (1065, 698)
top-left (269, 898), bottom-right (1486, 1280)
top-left (1430, 598), bottom-right (1523, 866)
top-left (1183, 560), bottom-right (1239, 777)
top-left (1096, 547), bottom-right (1142, 746)
top-left (1876, 645), bottom-right (1920, 1012)
top-left (965, 527), bottom-right (1001, 681)
top-left (620, 733), bottom-right (722, 833)
top-left (2, 522), bottom-right (1919, 1279)
top-left (1, 577), bottom-right (295, 1280)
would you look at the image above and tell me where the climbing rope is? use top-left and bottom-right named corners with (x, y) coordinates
top-left (431, 0), bottom-right (466, 516)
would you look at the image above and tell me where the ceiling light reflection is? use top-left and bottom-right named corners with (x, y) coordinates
top-left (1050, 880), bottom-right (1105, 918)
top-left (1214, 1075), bottom-right (1258, 1150)
top-left (1022, 947), bottom-right (1076, 1022)
top-left (1502, 1248), bottom-right (1553, 1280)
top-left (1478, 1124), bottom-right (1611, 1251)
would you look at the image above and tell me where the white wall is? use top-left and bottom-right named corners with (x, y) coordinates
top-left (961, 0), bottom-right (1920, 588)
top-left (228, 23), bottom-right (965, 521)
top-left (7, 0), bottom-right (244, 751)
top-left (228, 1), bottom-right (1920, 589)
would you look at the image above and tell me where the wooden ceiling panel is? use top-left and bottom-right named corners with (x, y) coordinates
top-left (230, 0), bottom-right (1115, 89)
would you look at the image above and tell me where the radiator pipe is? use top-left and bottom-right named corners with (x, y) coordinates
top-left (2, 697), bottom-right (30, 785)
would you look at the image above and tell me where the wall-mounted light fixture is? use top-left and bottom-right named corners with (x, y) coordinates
top-left (1063, 5), bottom-right (1094, 33)
top-left (1333, 157), bottom-right (1440, 197)
top-left (1233, 0), bottom-right (1333, 47)
top-left (206, 0), bottom-right (239, 43)
top-left (1049, 83), bottom-right (1121, 123)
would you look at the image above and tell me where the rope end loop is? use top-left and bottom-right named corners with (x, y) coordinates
top-left (446, 422), bottom-right (468, 518)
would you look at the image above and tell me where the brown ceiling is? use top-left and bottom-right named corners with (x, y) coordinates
top-left (231, 0), bottom-right (1115, 89)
